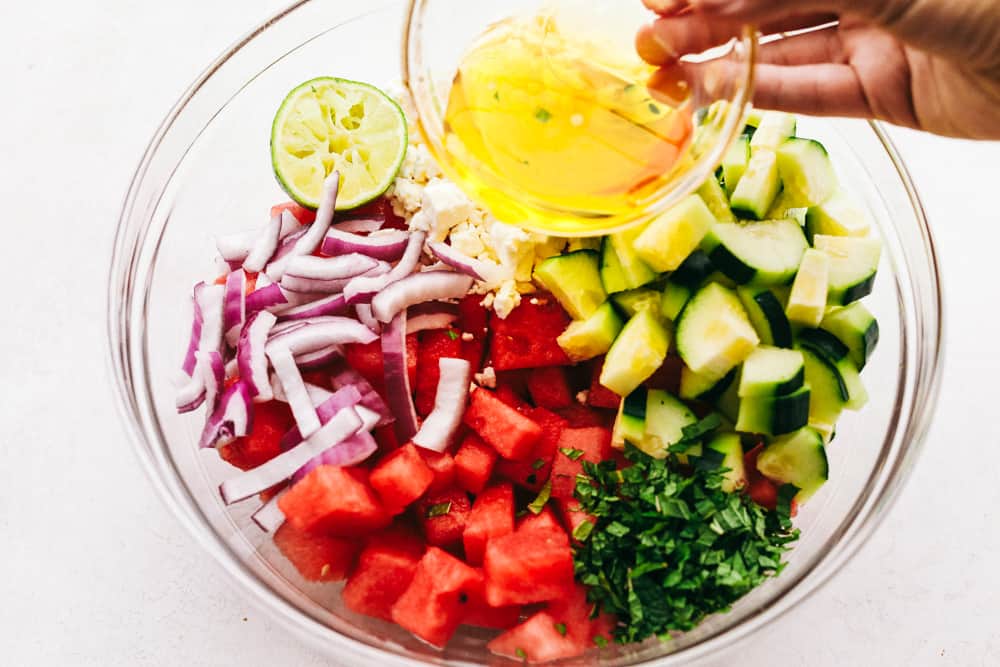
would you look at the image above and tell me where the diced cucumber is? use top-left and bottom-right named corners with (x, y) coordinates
top-left (700, 432), bottom-right (746, 492)
top-left (776, 138), bottom-right (838, 207)
top-left (600, 309), bottom-right (671, 396)
top-left (765, 189), bottom-right (807, 224)
top-left (738, 346), bottom-right (805, 397)
top-left (715, 367), bottom-right (742, 423)
top-left (557, 301), bottom-right (624, 362)
top-left (812, 234), bottom-right (882, 305)
top-left (749, 111), bottom-right (797, 150)
top-left (669, 249), bottom-right (715, 288)
top-left (635, 195), bottom-right (716, 272)
top-left (642, 389), bottom-right (698, 459)
top-left (737, 286), bottom-right (792, 348)
top-left (533, 250), bottom-right (606, 320)
top-left (679, 365), bottom-right (737, 403)
top-left (676, 283), bottom-right (759, 379)
top-left (820, 302), bottom-right (879, 369)
top-left (698, 176), bottom-right (736, 223)
top-left (756, 427), bottom-right (828, 503)
top-left (744, 109), bottom-right (764, 128)
top-left (722, 134), bottom-right (750, 196)
top-left (702, 219), bottom-right (809, 285)
top-left (660, 281), bottom-right (692, 321)
top-left (736, 384), bottom-right (810, 435)
top-left (730, 149), bottom-right (781, 220)
top-left (612, 288), bottom-right (662, 319)
top-left (599, 236), bottom-right (629, 294)
top-left (786, 248), bottom-right (830, 326)
top-left (612, 387), bottom-right (647, 449)
top-left (805, 189), bottom-right (871, 239)
top-left (798, 345), bottom-right (845, 433)
top-left (798, 328), bottom-right (868, 410)
top-left (610, 225), bottom-right (658, 290)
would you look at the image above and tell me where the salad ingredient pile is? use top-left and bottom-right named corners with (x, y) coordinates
top-left (175, 76), bottom-right (881, 662)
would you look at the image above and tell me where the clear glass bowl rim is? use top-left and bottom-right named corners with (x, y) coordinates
top-left (106, 1), bottom-right (946, 664)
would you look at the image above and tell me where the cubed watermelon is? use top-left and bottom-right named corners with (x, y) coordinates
top-left (643, 354), bottom-right (684, 393)
top-left (349, 196), bottom-right (408, 231)
top-left (587, 359), bottom-right (622, 410)
top-left (495, 381), bottom-right (531, 411)
top-left (373, 423), bottom-right (401, 452)
top-left (463, 388), bottom-right (543, 461)
top-left (555, 498), bottom-right (596, 541)
top-left (279, 466), bottom-right (390, 536)
top-left (273, 522), bottom-right (359, 582)
top-left (415, 329), bottom-right (464, 416)
top-left (527, 366), bottom-right (574, 409)
top-left (487, 611), bottom-right (583, 663)
top-left (454, 434), bottom-right (499, 494)
top-left (390, 547), bottom-right (483, 647)
top-left (556, 404), bottom-right (615, 429)
top-left (270, 201), bottom-right (316, 224)
top-left (418, 449), bottom-right (456, 493)
top-left (458, 294), bottom-right (489, 368)
top-left (489, 295), bottom-right (571, 371)
top-left (462, 483), bottom-right (515, 565)
top-left (516, 506), bottom-right (564, 535)
top-left (484, 517), bottom-right (574, 606)
top-left (550, 427), bottom-right (613, 499)
top-left (744, 443), bottom-right (779, 511)
top-left (370, 443), bottom-right (435, 515)
top-left (461, 579), bottom-right (523, 630)
top-left (342, 525), bottom-right (425, 622)
top-left (546, 582), bottom-right (616, 649)
top-left (343, 334), bottom-right (418, 394)
top-left (495, 407), bottom-right (566, 493)
top-left (415, 488), bottom-right (472, 547)
top-left (218, 401), bottom-right (293, 470)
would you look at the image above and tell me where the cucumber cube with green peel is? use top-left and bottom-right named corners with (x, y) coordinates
top-left (786, 248), bottom-right (830, 326)
top-left (634, 195), bottom-right (716, 272)
top-left (556, 301), bottom-right (624, 362)
top-left (600, 309), bottom-right (671, 396)
top-left (533, 250), bottom-right (606, 320)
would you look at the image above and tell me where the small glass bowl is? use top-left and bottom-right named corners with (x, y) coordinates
top-left (108, 1), bottom-right (944, 665)
top-left (402, 0), bottom-right (757, 235)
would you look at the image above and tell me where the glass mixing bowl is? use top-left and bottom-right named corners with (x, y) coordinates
top-left (107, 1), bottom-right (943, 664)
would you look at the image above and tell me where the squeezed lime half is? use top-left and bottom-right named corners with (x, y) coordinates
top-left (271, 77), bottom-right (408, 210)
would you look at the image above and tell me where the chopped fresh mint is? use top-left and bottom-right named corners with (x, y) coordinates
top-left (555, 622), bottom-right (567, 636)
top-left (527, 480), bottom-right (552, 515)
top-left (446, 329), bottom-right (459, 340)
top-left (535, 107), bottom-right (552, 123)
top-left (426, 501), bottom-right (452, 518)
top-left (531, 458), bottom-right (546, 470)
top-left (559, 447), bottom-right (585, 461)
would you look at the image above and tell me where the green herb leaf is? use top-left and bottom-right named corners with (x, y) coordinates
top-left (594, 635), bottom-right (609, 648)
top-left (527, 480), bottom-right (552, 515)
top-left (535, 107), bottom-right (552, 122)
top-left (554, 622), bottom-right (567, 636)
top-left (426, 502), bottom-right (452, 518)
top-left (493, 90), bottom-right (500, 102)
top-left (560, 447), bottom-right (585, 461)
top-left (515, 647), bottom-right (527, 660)
top-left (531, 458), bottom-right (546, 470)
top-left (648, 102), bottom-right (661, 114)
top-left (573, 519), bottom-right (595, 542)
top-left (681, 413), bottom-right (722, 441)
top-left (446, 329), bottom-right (459, 340)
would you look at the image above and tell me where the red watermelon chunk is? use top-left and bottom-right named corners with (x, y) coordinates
top-left (458, 294), bottom-right (488, 368)
top-left (483, 515), bottom-right (574, 606)
top-left (342, 526), bottom-right (425, 622)
top-left (463, 388), bottom-right (542, 461)
top-left (343, 334), bottom-right (418, 394)
top-left (643, 354), bottom-right (684, 394)
top-left (415, 487), bottom-right (472, 547)
top-left (550, 426), bottom-right (613, 499)
top-left (270, 201), bottom-right (316, 224)
top-left (527, 366), bottom-right (574, 409)
top-left (370, 443), bottom-right (434, 515)
top-left (373, 423), bottom-right (401, 452)
top-left (461, 576), bottom-right (523, 630)
top-left (415, 329), bottom-right (463, 416)
top-left (587, 359), bottom-right (622, 410)
top-left (555, 498), bottom-right (596, 542)
top-left (391, 547), bottom-right (483, 647)
top-left (218, 401), bottom-right (293, 471)
top-left (462, 483), bottom-right (515, 565)
top-left (454, 434), bottom-right (499, 494)
top-left (546, 582), bottom-right (616, 650)
top-left (348, 196), bottom-right (408, 231)
top-left (557, 404), bottom-right (615, 429)
top-left (516, 506), bottom-right (564, 535)
top-left (418, 449), bottom-right (456, 493)
top-left (487, 611), bottom-right (583, 663)
top-left (273, 522), bottom-right (359, 582)
top-left (495, 407), bottom-right (565, 493)
top-left (489, 295), bottom-right (571, 371)
top-left (278, 466), bottom-right (390, 536)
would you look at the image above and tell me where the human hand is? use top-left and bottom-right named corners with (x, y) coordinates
top-left (636, 0), bottom-right (1000, 139)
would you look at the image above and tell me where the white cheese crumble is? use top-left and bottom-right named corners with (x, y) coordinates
top-left (474, 366), bottom-right (497, 388)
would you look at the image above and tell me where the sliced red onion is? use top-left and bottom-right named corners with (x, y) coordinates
top-left (279, 274), bottom-right (354, 295)
top-left (407, 301), bottom-right (460, 333)
top-left (320, 228), bottom-right (409, 261)
top-left (266, 317), bottom-right (377, 356)
top-left (292, 431), bottom-right (378, 483)
top-left (176, 371), bottom-right (205, 413)
top-left (294, 345), bottom-right (343, 368)
top-left (219, 407), bottom-right (362, 505)
top-left (182, 282), bottom-right (225, 375)
top-left (199, 380), bottom-right (253, 449)
top-left (372, 271), bottom-right (474, 323)
top-left (265, 172), bottom-right (340, 281)
top-left (285, 253), bottom-right (379, 281)
top-left (278, 385), bottom-right (362, 449)
top-left (196, 350), bottom-right (226, 410)
top-left (267, 345), bottom-right (320, 438)
top-left (355, 303), bottom-right (381, 334)
top-left (276, 293), bottom-right (348, 321)
top-left (242, 212), bottom-right (282, 273)
top-left (412, 358), bottom-right (472, 453)
top-left (333, 218), bottom-right (383, 233)
top-left (427, 241), bottom-right (504, 283)
top-left (223, 269), bottom-right (247, 347)
top-left (237, 311), bottom-right (277, 402)
top-left (265, 228), bottom-right (307, 269)
top-left (382, 311), bottom-right (419, 442)
top-left (344, 231), bottom-right (427, 305)
top-left (329, 365), bottom-right (394, 427)
top-left (245, 282), bottom-right (288, 316)
top-left (216, 230), bottom-right (257, 263)
top-left (224, 357), bottom-right (239, 381)
top-left (251, 492), bottom-right (286, 532)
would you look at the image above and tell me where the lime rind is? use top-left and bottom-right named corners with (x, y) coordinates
top-left (270, 77), bottom-right (408, 210)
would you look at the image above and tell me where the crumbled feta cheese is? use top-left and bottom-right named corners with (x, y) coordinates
top-left (490, 221), bottom-right (540, 282)
top-left (529, 297), bottom-right (540, 305)
top-left (398, 142), bottom-right (441, 184)
top-left (461, 332), bottom-right (475, 341)
top-left (576, 390), bottom-right (590, 404)
top-left (389, 178), bottom-right (424, 216)
top-left (475, 366), bottom-right (497, 388)
top-left (413, 179), bottom-right (478, 242)
top-left (449, 221), bottom-right (487, 258)
top-left (492, 280), bottom-right (522, 319)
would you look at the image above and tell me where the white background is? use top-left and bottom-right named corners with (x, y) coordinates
top-left (2, 1), bottom-right (999, 665)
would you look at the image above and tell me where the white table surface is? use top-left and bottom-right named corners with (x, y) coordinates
top-left (3, 1), bottom-right (999, 664)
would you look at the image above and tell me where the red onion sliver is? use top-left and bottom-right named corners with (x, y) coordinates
top-left (245, 282), bottom-right (288, 316)
top-left (182, 282), bottom-right (225, 375)
top-left (199, 380), bottom-right (253, 449)
top-left (412, 358), bottom-right (472, 453)
top-left (355, 303), bottom-right (381, 334)
top-left (344, 231), bottom-right (427, 305)
top-left (267, 317), bottom-right (377, 355)
top-left (292, 430), bottom-right (378, 483)
top-left (265, 172), bottom-right (340, 281)
top-left (382, 311), bottom-right (419, 442)
top-left (223, 269), bottom-right (247, 346)
top-left (181, 283), bottom-right (206, 375)
top-left (294, 345), bottom-right (343, 369)
top-left (285, 253), bottom-right (380, 281)
top-left (279, 274), bottom-right (353, 295)
top-left (176, 371), bottom-right (206, 413)
top-left (276, 293), bottom-right (348, 321)
top-left (320, 228), bottom-right (410, 261)
top-left (216, 231), bottom-right (256, 263)
top-left (278, 384), bottom-right (362, 450)
top-left (372, 271), bottom-right (474, 323)
top-left (407, 301), bottom-right (460, 334)
top-left (242, 212), bottom-right (282, 273)
top-left (329, 365), bottom-right (394, 427)
top-left (197, 350), bottom-right (226, 410)
top-left (267, 345), bottom-right (321, 438)
top-left (251, 492), bottom-right (286, 532)
top-left (427, 241), bottom-right (503, 283)
top-left (237, 311), bottom-right (277, 401)
top-left (219, 407), bottom-right (362, 504)
top-left (333, 218), bottom-right (384, 233)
